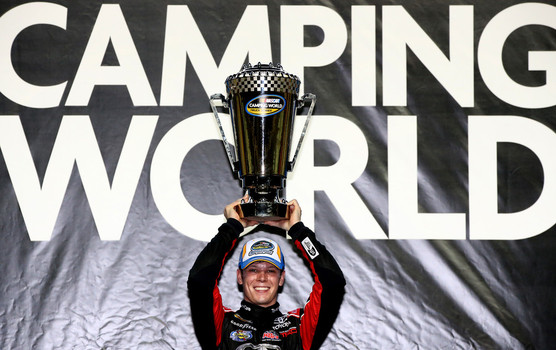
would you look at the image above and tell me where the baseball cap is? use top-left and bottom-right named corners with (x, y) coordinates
top-left (238, 237), bottom-right (285, 270)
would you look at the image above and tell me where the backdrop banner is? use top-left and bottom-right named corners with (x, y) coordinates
top-left (1, 1), bottom-right (555, 349)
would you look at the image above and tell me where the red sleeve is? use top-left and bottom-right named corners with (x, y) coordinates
top-left (289, 222), bottom-right (346, 350)
top-left (188, 219), bottom-right (243, 349)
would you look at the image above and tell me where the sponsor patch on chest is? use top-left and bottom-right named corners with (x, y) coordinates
top-left (262, 330), bottom-right (281, 341)
top-left (230, 329), bottom-right (253, 342)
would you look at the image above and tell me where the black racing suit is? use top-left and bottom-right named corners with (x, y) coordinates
top-left (188, 219), bottom-right (345, 350)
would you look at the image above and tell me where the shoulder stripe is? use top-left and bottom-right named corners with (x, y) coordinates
top-left (287, 308), bottom-right (301, 318)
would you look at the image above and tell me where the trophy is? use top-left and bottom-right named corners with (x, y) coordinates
top-left (210, 63), bottom-right (316, 221)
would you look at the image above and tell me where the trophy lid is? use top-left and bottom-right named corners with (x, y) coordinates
top-left (225, 62), bottom-right (301, 95)
top-left (238, 62), bottom-right (285, 74)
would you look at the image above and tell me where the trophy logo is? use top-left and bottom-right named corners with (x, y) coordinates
top-left (210, 63), bottom-right (316, 221)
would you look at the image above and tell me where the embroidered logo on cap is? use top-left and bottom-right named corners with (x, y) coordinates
top-left (249, 240), bottom-right (274, 256)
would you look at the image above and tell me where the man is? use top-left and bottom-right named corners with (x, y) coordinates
top-left (188, 197), bottom-right (345, 349)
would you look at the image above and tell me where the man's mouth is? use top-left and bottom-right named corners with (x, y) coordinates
top-left (254, 287), bottom-right (270, 291)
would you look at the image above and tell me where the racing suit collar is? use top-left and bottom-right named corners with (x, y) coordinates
top-left (239, 300), bottom-right (281, 320)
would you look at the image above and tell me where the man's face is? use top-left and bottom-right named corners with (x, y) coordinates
top-left (237, 261), bottom-right (285, 308)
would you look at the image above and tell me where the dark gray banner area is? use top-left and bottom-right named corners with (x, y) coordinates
top-left (1, 1), bottom-right (555, 349)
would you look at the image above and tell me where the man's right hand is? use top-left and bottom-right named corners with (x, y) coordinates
top-left (224, 196), bottom-right (259, 228)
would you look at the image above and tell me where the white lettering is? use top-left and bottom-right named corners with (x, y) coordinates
top-left (66, 4), bottom-right (156, 106)
top-left (150, 113), bottom-right (229, 241)
top-left (388, 115), bottom-right (466, 239)
top-left (0, 3), bottom-right (67, 108)
top-left (2, 4), bottom-right (555, 242)
top-left (383, 6), bottom-right (474, 107)
top-left (280, 6), bottom-right (348, 96)
top-left (469, 116), bottom-right (556, 239)
top-left (150, 113), bottom-right (384, 241)
top-left (2, 4), bottom-right (553, 110)
top-left (351, 6), bottom-right (376, 106)
top-left (0, 115), bottom-right (157, 240)
top-left (160, 5), bottom-right (271, 105)
top-left (478, 3), bottom-right (556, 108)
top-left (288, 115), bottom-right (386, 239)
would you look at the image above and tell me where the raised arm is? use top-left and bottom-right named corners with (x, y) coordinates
top-left (187, 198), bottom-right (251, 349)
top-left (291, 222), bottom-right (345, 350)
top-left (266, 200), bottom-right (346, 350)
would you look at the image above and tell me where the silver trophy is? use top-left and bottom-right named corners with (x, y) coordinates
top-left (210, 63), bottom-right (316, 221)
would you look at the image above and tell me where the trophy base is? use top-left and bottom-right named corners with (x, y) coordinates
top-left (237, 201), bottom-right (289, 222)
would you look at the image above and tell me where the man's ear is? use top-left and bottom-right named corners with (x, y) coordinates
top-left (279, 270), bottom-right (285, 287)
top-left (237, 269), bottom-right (243, 285)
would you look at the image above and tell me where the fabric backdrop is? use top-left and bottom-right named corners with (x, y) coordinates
top-left (1, 1), bottom-right (555, 349)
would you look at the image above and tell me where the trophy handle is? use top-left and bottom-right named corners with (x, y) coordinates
top-left (210, 93), bottom-right (238, 174)
top-left (289, 93), bottom-right (316, 171)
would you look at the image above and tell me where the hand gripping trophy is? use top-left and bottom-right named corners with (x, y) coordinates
top-left (210, 63), bottom-right (316, 221)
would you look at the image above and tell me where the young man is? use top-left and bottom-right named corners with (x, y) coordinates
top-left (188, 197), bottom-right (345, 349)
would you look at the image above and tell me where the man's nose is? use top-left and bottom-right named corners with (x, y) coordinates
top-left (256, 271), bottom-right (267, 281)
